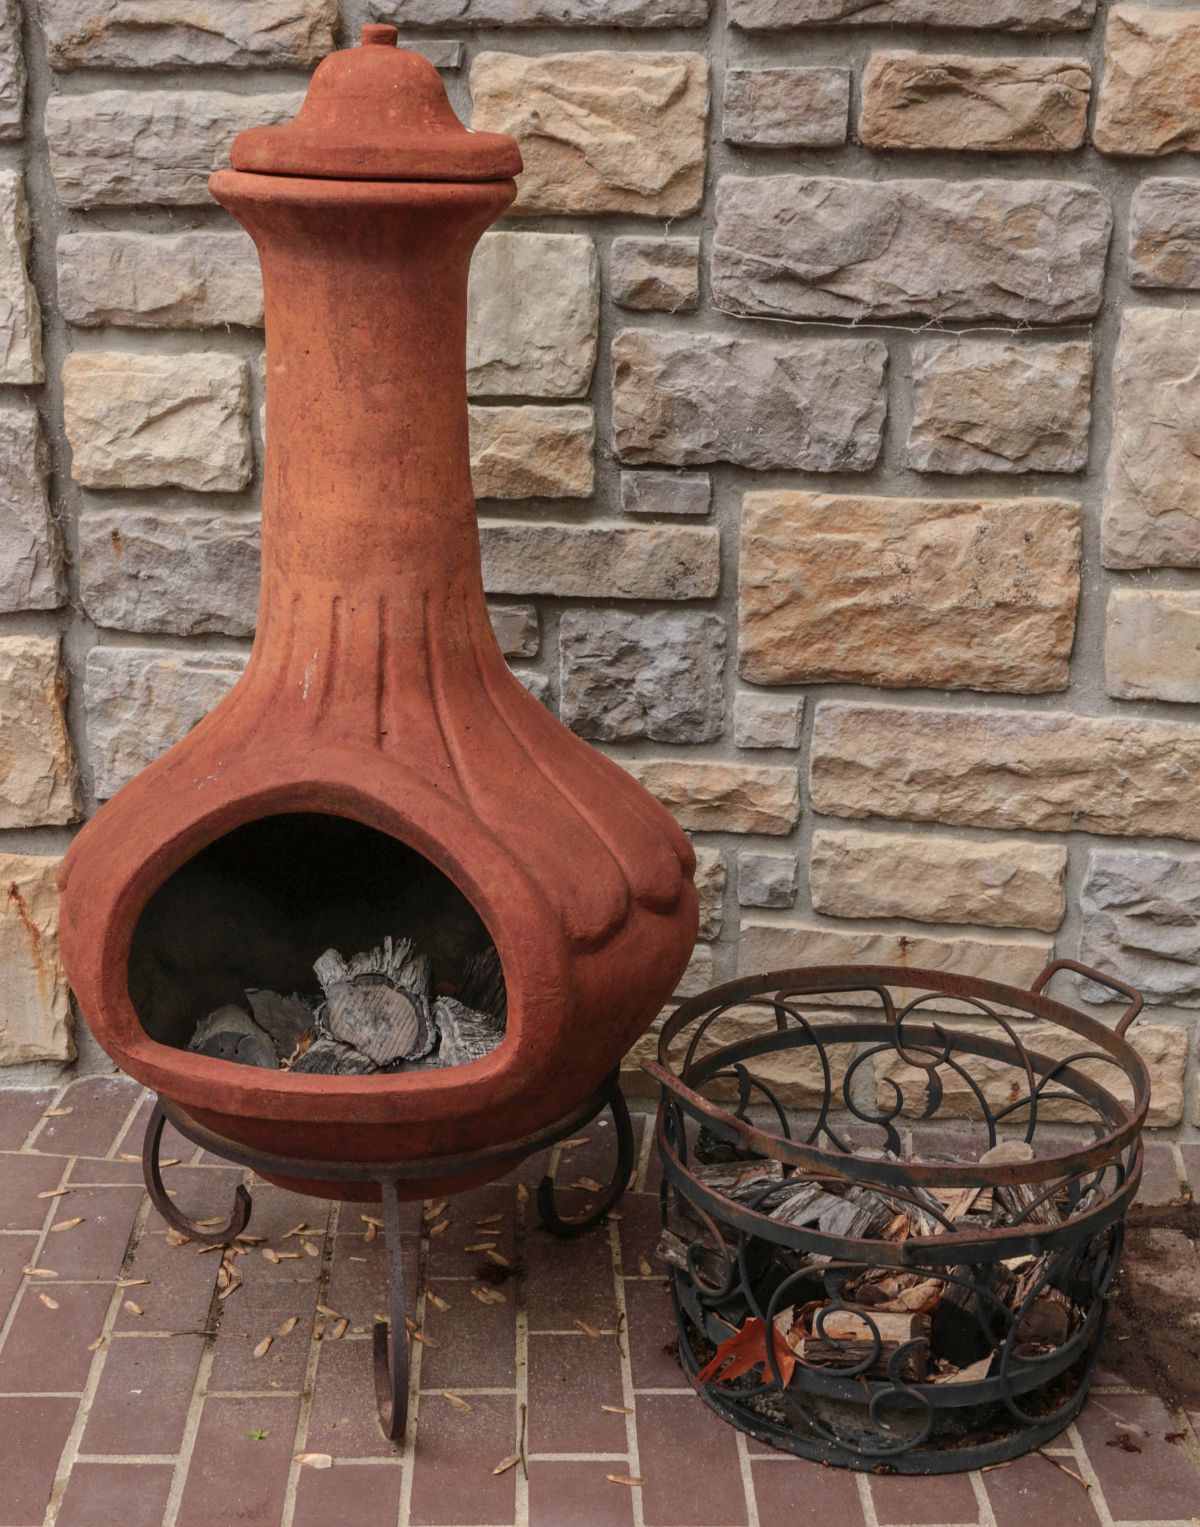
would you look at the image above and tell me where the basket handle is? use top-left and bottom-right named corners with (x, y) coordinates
top-left (1029, 958), bottom-right (1144, 1037)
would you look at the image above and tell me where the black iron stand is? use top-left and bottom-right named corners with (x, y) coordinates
top-left (141, 1071), bottom-right (635, 1441)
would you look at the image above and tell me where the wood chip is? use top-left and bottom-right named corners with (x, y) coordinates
top-left (638, 1256), bottom-right (653, 1276)
top-left (50, 1217), bottom-right (84, 1232)
top-left (443, 1392), bottom-right (472, 1413)
top-left (36, 1189), bottom-right (70, 1200)
top-left (574, 1320), bottom-right (602, 1338)
top-left (492, 1453), bottom-right (521, 1476)
top-left (23, 1266), bottom-right (57, 1279)
top-left (601, 1404), bottom-right (633, 1415)
top-left (427, 1292), bottom-right (450, 1313)
top-left (42, 1107), bottom-right (73, 1117)
top-left (486, 1250), bottom-right (510, 1268)
top-left (277, 1316), bottom-right (299, 1337)
top-left (294, 1452), bottom-right (333, 1469)
top-left (606, 1475), bottom-right (644, 1487)
top-left (253, 1336), bottom-right (272, 1359)
top-left (464, 1242), bottom-right (496, 1253)
top-left (123, 1300), bottom-right (144, 1317)
top-left (38, 1292), bottom-right (59, 1309)
top-left (572, 1177), bottom-right (605, 1194)
top-left (428, 1219), bottom-right (450, 1237)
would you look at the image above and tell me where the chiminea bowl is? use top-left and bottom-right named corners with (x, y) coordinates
top-left (57, 28), bottom-right (699, 1206)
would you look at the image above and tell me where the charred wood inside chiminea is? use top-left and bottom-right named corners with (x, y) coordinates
top-left (128, 813), bottom-right (506, 1076)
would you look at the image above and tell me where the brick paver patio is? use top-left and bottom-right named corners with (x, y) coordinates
top-left (1, 1076), bottom-right (1198, 1527)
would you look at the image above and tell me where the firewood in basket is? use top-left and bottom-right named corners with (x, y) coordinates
top-left (979, 1140), bottom-right (1062, 1228)
top-left (314, 938), bottom-right (435, 1067)
top-left (788, 1304), bottom-right (930, 1382)
top-left (188, 1005), bottom-right (278, 1069)
top-left (291, 1036), bottom-right (377, 1076)
top-left (245, 989), bottom-right (315, 1061)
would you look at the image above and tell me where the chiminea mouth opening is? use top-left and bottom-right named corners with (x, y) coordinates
top-left (127, 811), bottom-right (508, 1080)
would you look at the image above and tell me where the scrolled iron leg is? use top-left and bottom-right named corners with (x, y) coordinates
top-left (537, 1072), bottom-right (635, 1239)
top-left (373, 1181), bottom-right (410, 1443)
top-left (141, 1099), bottom-right (252, 1246)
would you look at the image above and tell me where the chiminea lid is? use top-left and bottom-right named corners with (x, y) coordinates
top-left (230, 24), bottom-right (522, 183)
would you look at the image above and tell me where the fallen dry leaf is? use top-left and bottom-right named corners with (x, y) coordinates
top-left (427, 1292), bottom-right (450, 1313)
top-left (559, 1137), bottom-right (590, 1150)
top-left (294, 1452), bottom-right (333, 1469)
top-left (50, 1217), bottom-right (84, 1233)
top-left (316, 1304), bottom-right (344, 1320)
top-left (277, 1316), bottom-right (299, 1337)
top-left (165, 1230), bottom-right (190, 1247)
top-left (492, 1453), bottom-right (521, 1476)
top-left (236, 1234), bottom-right (267, 1246)
top-left (301, 1241), bottom-right (319, 1258)
top-left (638, 1256), bottom-right (653, 1277)
top-left (86, 1335), bottom-right (105, 1352)
top-left (262, 1248), bottom-right (281, 1265)
top-left (281, 1223), bottom-right (308, 1239)
top-left (516, 1184), bottom-right (529, 1204)
top-left (360, 1214), bottom-right (384, 1229)
top-left (574, 1320), bottom-right (602, 1338)
top-left (274, 1251), bottom-right (300, 1261)
top-left (42, 1107), bottom-right (73, 1118)
top-left (117, 1278), bottom-right (149, 1288)
top-left (423, 1202), bottom-right (448, 1222)
top-left (472, 1286), bottom-right (506, 1305)
top-left (253, 1336), bottom-right (272, 1359)
top-left (572, 1177), bottom-right (605, 1194)
top-left (429, 1219), bottom-right (450, 1238)
top-left (601, 1404), bottom-right (633, 1415)
top-left (119, 1152), bottom-right (142, 1163)
top-left (123, 1300), bottom-right (144, 1317)
top-left (38, 1292), bottom-right (59, 1309)
top-left (217, 1280), bottom-right (241, 1302)
top-left (364, 1222), bottom-right (377, 1243)
top-left (23, 1266), bottom-right (57, 1279)
top-left (196, 1217), bottom-right (226, 1229)
top-left (37, 1189), bottom-right (70, 1200)
top-left (443, 1392), bottom-right (472, 1413)
top-left (487, 1251), bottom-right (510, 1268)
top-left (464, 1242), bottom-right (496, 1253)
top-left (606, 1475), bottom-right (644, 1488)
top-left (158, 1158), bottom-right (182, 1169)
top-left (329, 1318), bottom-right (349, 1341)
top-left (476, 1213), bottom-right (503, 1226)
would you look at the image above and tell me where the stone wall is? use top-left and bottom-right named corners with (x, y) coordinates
top-left (1, 1), bottom-right (1198, 1133)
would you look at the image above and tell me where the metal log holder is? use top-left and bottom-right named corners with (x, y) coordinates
top-left (141, 1070), bottom-right (634, 1441)
top-left (645, 960), bottom-right (1150, 1475)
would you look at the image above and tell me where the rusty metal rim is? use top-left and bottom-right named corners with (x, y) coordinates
top-left (649, 962), bottom-right (1151, 1191)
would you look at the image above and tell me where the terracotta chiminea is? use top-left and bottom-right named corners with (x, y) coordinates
top-left (57, 26), bottom-right (697, 1434)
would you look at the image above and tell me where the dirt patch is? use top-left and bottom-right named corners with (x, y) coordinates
top-left (1101, 1195), bottom-right (1200, 1409)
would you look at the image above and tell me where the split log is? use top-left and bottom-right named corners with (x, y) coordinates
top-left (245, 989), bottom-right (313, 1060)
top-left (315, 937), bottom-right (435, 1067)
top-left (291, 1036), bottom-right (377, 1076)
top-left (980, 1140), bottom-right (1061, 1228)
top-left (788, 1304), bottom-right (930, 1381)
top-left (188, 1005), bottom-right (277, 1069)
top-left (454, 947), bottom-right (506, 1024)
top-left (428, 996), bottom-right (505, 1067)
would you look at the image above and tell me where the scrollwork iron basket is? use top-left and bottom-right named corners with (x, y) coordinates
top-left (645, 960), bottom-right (1149, 1474)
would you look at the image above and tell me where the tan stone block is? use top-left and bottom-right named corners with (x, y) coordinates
top-left (623, 759), bottom-right (799, 835)
top-left (383, 0), bottom-right (708, 20)
top-left (1103, 308), bottom-right (1200, 569)
top-left (0, 172), bottom-right (41, 383)
top-left (876, 1020), bottom-right (1184, 1128)
top-left (739, 917), bottom-right (1053, 1001)
top-left (0, 855), bottom-right (73, 1065)
top-left (488, 603), bottom-right (539, 659)
top-left (907, 340), bottom-right (1092, 475)
top-left (860, 53), bottom-right (1089, 152)
top-left (1106, 590), bottom-right (1200, 704)
top-left (610, 238), bottom-right (699, 313)
top-left (810, 700), bottom-right (1200, 843)
top-left (722, 66), bottom-right (849, 147)
top-left (469, 405), bottom-right (593, 499)
top-left (693, 844), bottom-right (726, 941)
top-left (63, 353), bottom-right (253, 493)
top-left (41, 0), bottom-right (336, 69)
top-left (57, 231), bottom-right (263, 329)
top-left (738, 492), bottom-right (1080, 694)
top-left (0, 402), bottom-right (62, 613)
top-left (0, 0), bottom-right (24, 139)
top-left (1094, 5), bottom-right (1200, 157)
top-left (85, 647), bottom-right (245, 799)
top-left (481, 521), bottom-right (719, 601)
top-left (810, 828), bottom-right (1067, 933)
top-left (0, 637), bottom-right (80, 827)
top-left (729, 0), bottom-right (1095, 26)
top-left (467, 232), bottom-right (598, 397)
top-left (45, 90), bottom-right (304, 206)
top-left (470, 51), bottom-right (708, 217)
top-left (1129, 179), bottom-right (1200, 289)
